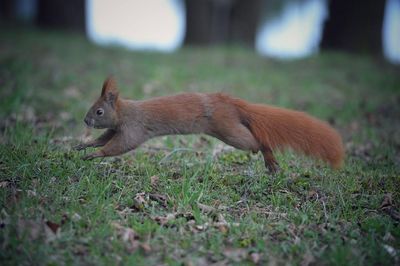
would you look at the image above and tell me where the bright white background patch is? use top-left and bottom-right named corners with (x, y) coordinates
top-left (383, 0), bottom-right (400, 64)
top-left (256, 0), bottom-right (328, 59)
top-left (86, 0), bottom-right (185, 52)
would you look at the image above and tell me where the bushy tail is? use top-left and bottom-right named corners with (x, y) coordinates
top-left (235, 100), bottom-right (345, 168)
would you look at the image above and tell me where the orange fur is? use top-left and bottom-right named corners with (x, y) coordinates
top-left (232, 98), bottom-right (345, 168)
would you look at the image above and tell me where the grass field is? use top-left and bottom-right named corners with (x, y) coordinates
top-left (0, 26), bottom-right (399, 265)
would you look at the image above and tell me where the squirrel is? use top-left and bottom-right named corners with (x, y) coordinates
top-left (75, 77), bottom-right (344, 172)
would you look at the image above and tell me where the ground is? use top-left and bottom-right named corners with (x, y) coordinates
top-left (0, 26), bottom-right (399, 265)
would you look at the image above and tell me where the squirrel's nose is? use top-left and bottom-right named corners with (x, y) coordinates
top-left (84, 117), bottom-right (90, 126)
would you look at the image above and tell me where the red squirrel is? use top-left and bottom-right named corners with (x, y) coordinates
top-left (75, 77), bottom-right (344, 172)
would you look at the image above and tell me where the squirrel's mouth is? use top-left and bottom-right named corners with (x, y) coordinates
top-left (84, 117), bottom-right (94, 128)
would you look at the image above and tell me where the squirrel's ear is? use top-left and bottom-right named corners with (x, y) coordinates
top-left (101, 77), bottom-right (119, 107)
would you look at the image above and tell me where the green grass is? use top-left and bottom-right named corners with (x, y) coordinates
top-left (1, 26), bottom-right (399, 265)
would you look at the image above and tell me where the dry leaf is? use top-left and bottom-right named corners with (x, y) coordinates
top-left (133, 192), bottom-right (147, 211)
top-left (380, 193), bottom-right (400, 221)
top-left (216, 224), bottom-right (229, 233)
top-left (27, 190), bottom-right (37, 197)
top-left (383, 244), bottom-right (397, 258)
top-left (223, 248), bottom-right (248, 262)
top-left (111, 222), bottom-right (140, 253)
top-left (195, 223), bottom-right (208, 231)
top-left (44, 221), bottom-right (61, 242)
top-left (197, 203), bottom-right (216, 213)
top-left (0, 181), bottom-right (9, 188)
top-left (383, 232), bottom-right (396, 242)
top-left (249, 252), bottom-right (262, 264)
top-left (153, 212), bottom-right (178, 225)
top-left (150, 175), bottom-right (159, 187)
top-left (45, 221), bottom-right (60, 234)
top-left (301, 251), bottom-right (315, 266)
top-left (380, 193), bottom-right (393, 209)
top-left (307, 190), bottom-right (318, 200)
top-left (140, 242), bottom-right (152, 253)
top-left (148, 193), bottom-right (168, 207)
top-left (72, 213), bottom-right (82, 222)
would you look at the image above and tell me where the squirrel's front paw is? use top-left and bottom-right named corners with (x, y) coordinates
top-left (266, 162), bottom-right (280, 174)
top-left (74, 143), bottom-right (88, 151)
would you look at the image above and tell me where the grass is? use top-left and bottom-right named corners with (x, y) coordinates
top-left (0, 26), bottom-right (399, 265)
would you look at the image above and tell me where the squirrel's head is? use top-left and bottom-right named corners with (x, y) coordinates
top-left (84, 77), bottom-right (120, 129)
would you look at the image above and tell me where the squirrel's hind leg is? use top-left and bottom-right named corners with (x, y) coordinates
top-left (213, 124), bottom-right (260, 153)
top-left (261, 147), bottom-right (280, 173)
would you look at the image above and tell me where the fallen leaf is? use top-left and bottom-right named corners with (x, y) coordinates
top-left (150, 175), bottom-right (159, 187)
top-left (383, 244), bottom-right (397, 258)
top-left (44, 221), bottom-right (60, 242)
top-left (133, 192), bottom-right (147, 211)
top-left (380, 193), bottom-right (393, 209)
top-left (140, 242), bottom-right (152, 253)
top-left (45, 221), bottom-right (60, 234)
top-left (148, 193), bottom-right (168, 207)
top-left (153, 213), bottom-right (178, 225)
top-left (197, 203), bottom-right (216, 213)
top-left (249, 252), bottom-right (262, 264)
top-left (27, 190), bottom-right (37, 197)
top-left (217, 224), bottom-right (229, 234)
top-left (223, 248), bottom-right (248, 262)
top-left (152, 212), bottom-right (194, 225)
top-left (307, 190), bottom-right (318, 200)
top-left (0, 181), bottom-right (9, 188)
top-left (301, 251), bottom-right (315, 266)
top-left (215, 214), bottom-right (229, 233)
top-left (383, 232), bottom-right (396, 242)
top-left (195, 223), bottom-right (208, 231)
top-left (380, 193), bottom-right (400, 221)
top-left (72, 213), bottom-right (82, 222)
top-left (111, 222), bottom-right (140, 253)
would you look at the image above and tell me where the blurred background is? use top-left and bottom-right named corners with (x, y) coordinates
top-left (1, 0), bottom-right (399, 63)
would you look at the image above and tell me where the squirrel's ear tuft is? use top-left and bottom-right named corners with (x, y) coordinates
top-left (101, 77), bottom-right (119, 107)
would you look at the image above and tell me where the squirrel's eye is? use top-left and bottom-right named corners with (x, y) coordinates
top-left (96, 108), bottom-right (104, 116)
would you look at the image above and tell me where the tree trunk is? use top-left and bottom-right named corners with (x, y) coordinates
top-left (184, 0), bottom-right (261, 46)
top-left (321, 0), bottom-right (385, 54)
top-left (36, 0), bottom-right (85, 31)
